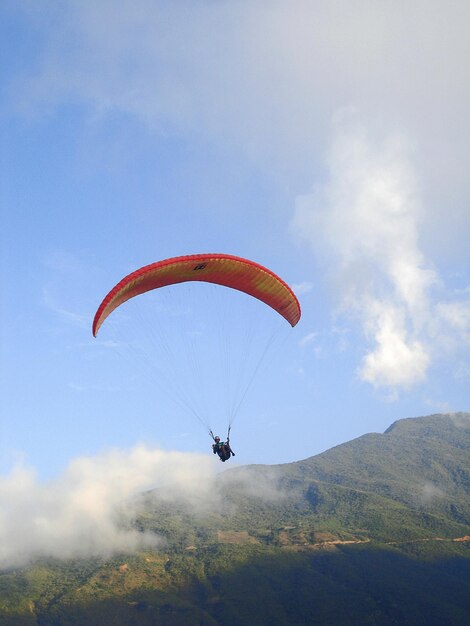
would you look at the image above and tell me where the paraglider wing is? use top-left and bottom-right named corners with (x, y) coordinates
top-left (93, 253), bottom-right (301, 336)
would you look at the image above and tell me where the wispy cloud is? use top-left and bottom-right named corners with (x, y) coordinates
top-left (67, 381), bottom-right (122, 393)
top-left (292, 282), bottom-right (313, 296)
top-left (0, 441), bottom-right (292, 569)
top-left (41, 250), bottom-right (98, 332)
top-left (299, 331), bottom-right (318, 348)
top-left (12, 3), bottom-right (470, 203)
top-left (449, 413), bottom-right (470, 429)
top-left (42, 285), bottom-right (89, 329)
top-left (420, 482), bottom-right (445, 505)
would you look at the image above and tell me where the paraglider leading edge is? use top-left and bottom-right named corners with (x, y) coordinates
top-left (92, 253), bottom-right (301, 336)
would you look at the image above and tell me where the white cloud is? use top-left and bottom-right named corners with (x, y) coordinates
top-left (0, 443), bottom-right (292, 569)
top-left (292, 117), bottom-right (470, 390)
top-left (0, 445), bottom-right (216, 568)
top-left (359, 301), bottom-right (430, 388)
top-left (12, 2), bottom-right (470, 222)
top-left (420, 482), bottom-right (445, 504)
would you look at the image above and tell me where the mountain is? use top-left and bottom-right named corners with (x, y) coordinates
top-left (211, 411), bottom-right (470, 542)
top-left (1, 413), bottom-right (469, 625)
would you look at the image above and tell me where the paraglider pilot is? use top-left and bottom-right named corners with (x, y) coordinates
top-left (212, 436), bottom-right (235, 462)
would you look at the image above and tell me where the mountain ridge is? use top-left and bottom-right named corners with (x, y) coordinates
top-left (216, 412), bottom-right (470, 534)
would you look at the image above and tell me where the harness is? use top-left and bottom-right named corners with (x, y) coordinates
top-left (210, 426), bottom-right (232, 460)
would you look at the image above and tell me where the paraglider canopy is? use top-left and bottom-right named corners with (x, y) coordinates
top-left (93, 253), bottom-right (301, 336)
top-left (92, 253), bottom-right (301, 441)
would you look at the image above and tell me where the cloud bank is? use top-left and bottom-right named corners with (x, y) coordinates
top-left (0, 445), bottom-right (216, 568)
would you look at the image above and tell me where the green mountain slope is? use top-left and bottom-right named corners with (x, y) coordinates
top-left (293, 412), bottom-right (470, 514)
top-left (211, 412), bottom-right (470, 542)
top-left (1, 413), bottom-right (469, 625)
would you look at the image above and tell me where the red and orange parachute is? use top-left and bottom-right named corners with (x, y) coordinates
top-left (92, 253), bottom-right (301, 435)
top-left (93, 253), bottom-right (301, 336)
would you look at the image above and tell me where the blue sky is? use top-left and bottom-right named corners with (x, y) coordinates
top-left (1, 0), bottom-right (470, 500)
